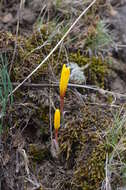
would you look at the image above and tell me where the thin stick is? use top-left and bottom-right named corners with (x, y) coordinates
top-left (105, 153), bottom-right (112, 190)
top-left (49, 65), bottom-right (53, 141)
top-left (8, 0), bottom-right (97, 98)
top-left (10, 82), bottom-right (126, 99)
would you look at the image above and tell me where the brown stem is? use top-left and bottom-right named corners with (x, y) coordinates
top-left (55, 129), bottom-right (58, 142)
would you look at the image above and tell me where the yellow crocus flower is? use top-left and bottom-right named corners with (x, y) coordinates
top-left (54, 109), bottom-right (60, 130)
top-left (60, 64), bottom-right (70, 98)
top-left (54, 109), bottom-right (60, 142)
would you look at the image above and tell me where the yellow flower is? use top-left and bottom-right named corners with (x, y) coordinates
top-left (54, 109), bottom-right (60, 130)
top-left (60, 64), bottom-right (70, 98)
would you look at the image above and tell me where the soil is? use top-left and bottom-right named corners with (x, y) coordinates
top-left (0, 0), bottom-right (126, 190)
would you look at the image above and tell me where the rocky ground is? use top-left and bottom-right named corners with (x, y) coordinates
top-left (0, 0), bottom-right (126, 190)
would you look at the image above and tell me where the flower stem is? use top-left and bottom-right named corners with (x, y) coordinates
top-left (55, 129), bottom-right (58, 142)
top-left (60, 96), bottom-right (64, 115)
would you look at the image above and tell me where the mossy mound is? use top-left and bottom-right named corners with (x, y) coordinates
top-left (11, 26), bottom-right (69, 82)
top-left (0, 21), bottom-right (111, 190)
top-left (73, 144), bottom-right (105, 190)
top-left (0, 30), bottom-right (108, 89)
top-left (70, 52), bottom-right (107, 88)
top-left (59, 105), bottom-right (112, 190)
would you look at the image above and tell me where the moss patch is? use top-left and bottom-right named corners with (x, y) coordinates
top-left (70, 51), bottom-right (108, 88)
top-left (29, 144), bottom-right (50, 163)
top-left (59, 105), bottom-right (112, 189)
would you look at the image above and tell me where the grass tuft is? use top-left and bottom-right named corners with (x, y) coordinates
top-left (0, 53), bottom-right (13, 133)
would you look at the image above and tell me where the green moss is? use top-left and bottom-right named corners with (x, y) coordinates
top-left (13, 32), bottom-right (48, 81)
top-left (59, 105), bottom-right (112, 190)
top-left (29, 144), bottom-right (49, 163)
top-left (1, 30), bottom-right (108, 89)
top-left (9, 27), bottom-right (66, 82)
top-left (107, 94), bottom-right (114, 104)
top-left (70, 51), bottom-right (107, 88)
top-left (73, 144), bottom-right (105, 190)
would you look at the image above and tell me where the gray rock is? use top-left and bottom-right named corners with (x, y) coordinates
top-left (109, 4), bottom-right (126, 62)
top-left (29, 0), bottom-right (43, 12)
top-left (110, 0), bottom-right (126, 6)
top-left (110, 72), bottom-right (126, 93)
top-left (20, 8), bottom-right (36, 24)
top-left (108, 58), bottom-right (126, 93)
top-left (2, 13), bottom-right (13, 23)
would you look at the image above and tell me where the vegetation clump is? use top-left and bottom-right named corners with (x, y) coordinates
top-left (0, 1), bottom-right (124, 189)
top-left (29, 144), bottom-right (50, 163)
top-left (59, 105), bottom-right (112, 189)
top-left (70, 51), bottom-right (107, 87)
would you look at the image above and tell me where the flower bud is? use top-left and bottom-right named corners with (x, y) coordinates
top-left (54, 109), bottom-right (60, 130)
top-left (60, 64), bottom-right (70, 98)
